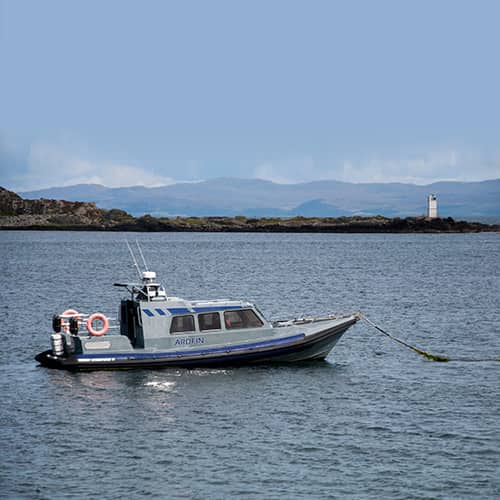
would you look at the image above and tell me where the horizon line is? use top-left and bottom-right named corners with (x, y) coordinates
top-left (8, 175), bottom-right (500, 192)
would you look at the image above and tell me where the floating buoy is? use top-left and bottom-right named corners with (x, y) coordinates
top-left (86, 313), bottom-right (109, 337)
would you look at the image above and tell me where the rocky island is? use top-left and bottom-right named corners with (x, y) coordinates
top-left (1, 186), bottom-right (499, 233)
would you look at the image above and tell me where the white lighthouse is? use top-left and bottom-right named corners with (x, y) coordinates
top-left (427, 194), bottom-right (438, 219)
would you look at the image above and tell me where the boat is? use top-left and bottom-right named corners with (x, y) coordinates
top-left (35, 268), bottom-right (359, 371)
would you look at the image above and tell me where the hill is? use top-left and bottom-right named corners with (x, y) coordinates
top-left (0, 186), bottom-right (133, 228)
top-left (19, 178), bottom-right (500, 218)
top-left (1, 186), bottom-right (499, 233)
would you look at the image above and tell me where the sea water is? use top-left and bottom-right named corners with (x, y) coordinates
top-left (0, 231), bottom-right (499, 499)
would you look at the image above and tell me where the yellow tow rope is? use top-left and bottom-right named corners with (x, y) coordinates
top-left (356, 313), bottom-right (500, 363)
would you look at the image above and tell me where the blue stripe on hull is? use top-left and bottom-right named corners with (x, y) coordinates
top-left (72, 329), bottom-right (348, 369)
top-left (77, 333), bottom-right (305, 362)
top-left (160, 329), bottom-right (347, 366)
top-left (36, 323), bottom-right (355, 370)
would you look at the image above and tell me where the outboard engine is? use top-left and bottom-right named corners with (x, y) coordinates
top-left (69, 316), bottom-right (79, 336)
top-left (52, 315), bottom-right (62, 333)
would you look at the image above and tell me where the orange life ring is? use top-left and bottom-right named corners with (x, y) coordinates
top-left (86, 313), bottom-right (109, 337)
top-left (61, 309), bottom-right (80, 331)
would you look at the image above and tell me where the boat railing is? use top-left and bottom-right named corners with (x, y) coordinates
top-left (272, 313), bottom-right (344, 327)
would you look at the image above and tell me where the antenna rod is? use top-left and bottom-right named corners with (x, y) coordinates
top-left (126, 240), bottom-right (142, 278)
top-left (136, 239), bottom-right (149, 271)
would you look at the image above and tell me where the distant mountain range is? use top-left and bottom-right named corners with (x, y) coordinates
top-left (20, 177), bottom-right (500, 218)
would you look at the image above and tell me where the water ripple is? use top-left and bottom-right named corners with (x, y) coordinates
top-left (0, 232), bottom-right (499, 499)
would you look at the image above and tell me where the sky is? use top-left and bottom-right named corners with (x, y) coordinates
top-left (1, 0), bottom-right (500, 191)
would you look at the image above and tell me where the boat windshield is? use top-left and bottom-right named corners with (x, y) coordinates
top-left (170, 315), bottom-right (195, 333)
top-left (224, 309), bottom-right (263, 329)
top-left (199, 312), bottom-right (221, 331)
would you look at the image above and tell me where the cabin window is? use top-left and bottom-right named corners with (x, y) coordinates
top-left (224, 309), bottom-right (264, 330)
top-left (170, 315), bottom-right (195, 333)
top-left (198, 312), bottom-right (221, 331)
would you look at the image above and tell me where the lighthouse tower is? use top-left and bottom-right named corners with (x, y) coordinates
top-left (427, 194), bottom-right (438, 219)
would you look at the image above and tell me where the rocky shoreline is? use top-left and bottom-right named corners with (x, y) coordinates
top-left (1, 186), bottom-right (499, 233)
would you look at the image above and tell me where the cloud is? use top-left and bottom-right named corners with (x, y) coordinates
top-left (254, 156), bottom-right (318, 184)
top-left (254, 150), bottom-right (500, 185)
top-left (11, 142), bottom-right (175, 190)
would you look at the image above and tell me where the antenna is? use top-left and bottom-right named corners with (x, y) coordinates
top-left (136, 239), bottom-right (149, 271)
top-left (126, 240), bottom-right (142, 278)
